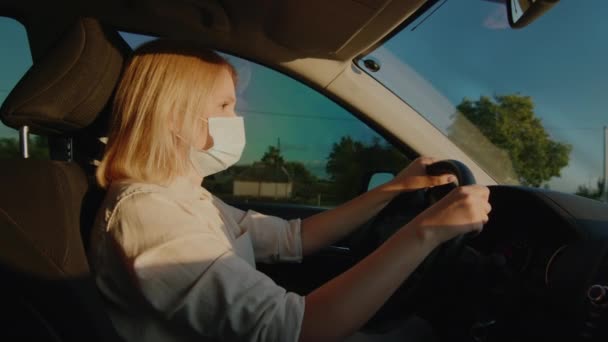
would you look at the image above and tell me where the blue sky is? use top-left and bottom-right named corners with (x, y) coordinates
top-left (365, 0), bottom-right (608, 192)
top-left (2, 1), bottom-right (607, 193)
top-left (0, 17), bottom-right (31, 140)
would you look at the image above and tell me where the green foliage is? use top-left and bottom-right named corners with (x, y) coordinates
top-left (0, 137), bottom-right (19, 159)
top-left (326, 136), bottom-right (409, 202)
top-left (206, 146), bottom-right (323, 205)
top-left (0, 135), bottom-right (49, 159)
top-left (261, 146), bottom-right (285, 166)
top-left (30, 136), bottom-right (50, 159)
top-left (576, 178), bottom-right (606, 201)
top-left (210, 140), bottom-right (408, 206)
top-left (450, 95), bottom-right (571, 187)
top-left (284, 161), bottom-right (319, 203)
top-left (261, 145), bottom-right (321, 204)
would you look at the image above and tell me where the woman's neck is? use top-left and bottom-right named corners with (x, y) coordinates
top-left (185, 168), bottom-right (204, 187)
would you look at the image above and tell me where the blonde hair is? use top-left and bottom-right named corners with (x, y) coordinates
top-left (96, 39), bottom-right (236, 188)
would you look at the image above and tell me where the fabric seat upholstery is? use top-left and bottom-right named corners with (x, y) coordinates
top-left (0, 17), bottom-right (126, 341)
top-left (0, 160), bottom-right (120, 341)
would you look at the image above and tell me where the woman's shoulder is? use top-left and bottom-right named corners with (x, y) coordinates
top-left (99, 180), bottom-right (177, 224)
top-left (103, 179), bottom-right (164, 208)
top-left (110, 179), bottom-right (168, 200)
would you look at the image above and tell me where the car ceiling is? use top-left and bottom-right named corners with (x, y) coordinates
top-left (1, 0), bottom-right (427, 87)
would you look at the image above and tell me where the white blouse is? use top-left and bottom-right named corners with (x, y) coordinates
top-left (89, 177), bottom-right (305, 342)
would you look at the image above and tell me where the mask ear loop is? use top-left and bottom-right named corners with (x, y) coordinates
top-left (197, 116), bottom-right (214, 150)
top-left (174, 116), bottom-right (210, 144)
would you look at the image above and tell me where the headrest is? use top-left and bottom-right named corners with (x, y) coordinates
top-left (0, 18), bottom-right (124, 135)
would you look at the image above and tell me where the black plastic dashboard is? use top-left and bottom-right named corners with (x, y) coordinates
top-left (235, 185), bottom-right (608, 341)
top-left (466, 186), bottom-right (608, 341)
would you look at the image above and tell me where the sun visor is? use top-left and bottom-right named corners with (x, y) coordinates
top-left (0, 17), bottom-right (124, 135)
top-left (263, 0), bottom-right (426, 59)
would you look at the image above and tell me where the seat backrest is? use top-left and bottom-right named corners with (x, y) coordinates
top-left (0, 160), bottom-right (120, 341)
top-left (0, 17), bottom-right (126, 341)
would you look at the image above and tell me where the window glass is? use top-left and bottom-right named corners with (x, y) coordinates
top-left (208, 55), bottom-right (410, 207)
top-left (120, 32), bottom-right (410, 207)
top-left (360, 1), bottom-right (607, 200)
top-left (0, 17), bottom-right (48, 159)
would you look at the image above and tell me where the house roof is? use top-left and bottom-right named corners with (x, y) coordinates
top-left (235, 163), bottom-right (291, 183)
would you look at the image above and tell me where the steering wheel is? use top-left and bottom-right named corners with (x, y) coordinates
top-left (425, 159), bottom-right (478, 260)
top-left (359, 159), bottom-right (478, 329)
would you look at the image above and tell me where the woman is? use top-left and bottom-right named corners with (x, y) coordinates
top-left (90, 39), bottom-right (491, 342)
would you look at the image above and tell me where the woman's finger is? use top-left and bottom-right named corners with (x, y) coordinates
top-left (418, 156), bottom-right (437, 166)
top-left (484, 202), bottom-right (492, 215)
top-left (430, 174), bottom-right (456, 186)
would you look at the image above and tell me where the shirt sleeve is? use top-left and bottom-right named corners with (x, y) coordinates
top-left (108, 192), bottom-right (305, 342)
top-left (213, 198), bottom-right (303, 263)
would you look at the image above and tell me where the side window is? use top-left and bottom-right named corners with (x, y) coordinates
top-left (0, 17), bottom-right (48, 159)
top-left (119, 33), bottom-right (410, 207)
top-left (207, 55), bottom-right (410, 207)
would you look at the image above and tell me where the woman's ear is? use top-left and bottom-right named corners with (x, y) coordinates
top-left (189, 116), bottom-right (213, 151)
top-left (204, 132), bottom-right (214, 150)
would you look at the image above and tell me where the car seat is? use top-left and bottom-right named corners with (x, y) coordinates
top-left (0, 17), bottom-right (126, 341)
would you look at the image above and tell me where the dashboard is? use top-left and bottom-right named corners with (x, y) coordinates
top-left (463, 186), bottom-right (608, 341)
top-left (357, 184), bottom-right (608, 341)
top-left (247, 183), bottom-right (608, 341)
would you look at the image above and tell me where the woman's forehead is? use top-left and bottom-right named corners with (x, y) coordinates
top-left (211, 68), bottom-right (237, 100)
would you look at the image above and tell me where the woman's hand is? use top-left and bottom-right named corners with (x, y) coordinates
top-left (301, 184), bottom-right (490, 342)
top-left (408, 185), bottom-right (491, 245)
top-left (385, 156), bottom-right (456, 193)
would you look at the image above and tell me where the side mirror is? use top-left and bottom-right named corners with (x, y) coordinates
top-left (367, 172), bottom-right (395, 191)
top-left (507, 0), bottom-right (559, 29)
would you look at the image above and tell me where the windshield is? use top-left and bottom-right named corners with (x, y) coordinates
top-left (360, 0), bottom-right (607, 199)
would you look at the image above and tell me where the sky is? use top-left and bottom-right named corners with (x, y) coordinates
top-left (364, 0), bottom-right (608, 192)
top-left (99, 32), bottom-right (385, 179)
top-left (1, 1), bottom-right (607, 193)
top-left (0, 18), bottom-right (31, 140)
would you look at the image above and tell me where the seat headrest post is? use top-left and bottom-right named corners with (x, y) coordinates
top-left (19, 126), bottom-right (29, 159)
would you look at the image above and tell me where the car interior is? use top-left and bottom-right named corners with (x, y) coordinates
top-left (1, 0), bottom-right (607, 341)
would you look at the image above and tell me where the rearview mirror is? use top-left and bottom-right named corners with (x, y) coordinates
top-left (507, 0), bottom-right (559, 29)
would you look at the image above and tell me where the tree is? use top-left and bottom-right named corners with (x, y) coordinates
top-left (449, 95), bottom-right (571, 187)
top-left (0, 137), bottom-right (19, 159)
top-left (260, 145), bottom-right (320, 204)
top-left (0, 136), bottom-right (49, 159)
top-left (284, 161), bottom-right (319, 203)
top-left (261, 146), bottom-right (284, 166)
top-left (576, 178), bottom-right (605, 201)
top-left (326, 136), bottom-right (408, 202)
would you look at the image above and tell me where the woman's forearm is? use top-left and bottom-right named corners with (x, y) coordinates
top-left (299, 222), bottom-right (438, 342)
top-left (300, 182), bottom-right (403, 255)
top-left (299, 184), bottom-right (492, 342)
